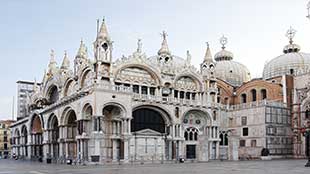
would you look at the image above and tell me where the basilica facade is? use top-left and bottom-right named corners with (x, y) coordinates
top-left (10, 20), bottom-right (310, 164)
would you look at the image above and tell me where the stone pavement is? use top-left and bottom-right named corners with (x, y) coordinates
top-left (0, 159), bottom-right (309, 174)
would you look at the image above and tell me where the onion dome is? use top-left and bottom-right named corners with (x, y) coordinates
top-left (214, 36), bottom-right (251, 86)
top-left (263, 27), bottom-right (310, 79)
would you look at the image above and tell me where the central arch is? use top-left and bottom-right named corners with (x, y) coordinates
top-left (131, 108), bottom-right (165, 133)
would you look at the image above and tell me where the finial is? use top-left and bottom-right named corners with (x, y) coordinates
top-left (80, 38), bottom-right (83, 44)
top-left (161, 31), bottom-right (168, 40)
top-left (206, 42), bottom-right (210, 48)
top-left (103, 16), bottom-right (105, 22)
top-left (50, 49), bottom-right (55, 59)
top-left (220, 35), bottom-right (228, 49)
top-left (136, 39), bottom-right (142, 53)
top-left (64, 50), bottom-right (67, 57)
top-left (286, 26), bottom-right (296, 44)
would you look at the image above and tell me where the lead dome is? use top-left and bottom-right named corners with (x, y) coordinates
top-left (263, 27), bottom-right (310, 79)
top-left (214, 36), bottom-right (251, 86)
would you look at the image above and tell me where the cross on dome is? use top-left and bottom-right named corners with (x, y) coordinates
top-left (220, 35), bottom-right (228, 49)
top-left (286, 26), bottom-right (296, 44)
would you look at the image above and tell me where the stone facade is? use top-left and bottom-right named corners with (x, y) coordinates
top-left (10, 20), bottom-right (310, 164)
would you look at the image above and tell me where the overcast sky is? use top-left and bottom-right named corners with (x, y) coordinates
top-left (1, 0), bottom-right (310, 120)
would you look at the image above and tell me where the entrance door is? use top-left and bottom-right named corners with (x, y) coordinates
top-left (186, 145), bottom-right (196, 159)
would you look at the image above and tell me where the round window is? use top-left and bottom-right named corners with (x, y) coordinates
top-left (183, 119), bottom-right (188, 124)
top-left (195, 119), bottom-right (201, 124)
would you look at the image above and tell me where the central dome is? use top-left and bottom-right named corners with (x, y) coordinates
top-left (214, 36), bottom-right (251, 86)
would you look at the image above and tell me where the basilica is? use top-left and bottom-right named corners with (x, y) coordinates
top-left (10, 19), bottom-right (310, 164)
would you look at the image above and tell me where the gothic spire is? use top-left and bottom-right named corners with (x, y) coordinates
top-left (158, 31), bottom-right (170, 55)
top-left (76, 39), bottom-right (88, 58)
top-left (48, 49), bottom-right (57, 74)
top-left (97, 18), bottom-right (110, 40)
top-left (204, 42), bottom-right (213, 62)
top-left (61, 51), bottom-right (70, 69)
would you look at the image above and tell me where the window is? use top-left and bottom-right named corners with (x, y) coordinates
top-left (261, 89), bottom-right (267, 100)
top-left (213, 110), bottom-right (217, 121)
top-left (133, 85), bottom-right (139, 94)
top-left (306, 110), bottom-right (310, 119)
top-left (174, 90), bottom-right (178, 98)
top-left (93, 117), bottom-right (102, 131)
top-left (251, 89), bottom-right (257, 102)
top-left (243, 127), bottom-right (249, 136)
top-left (4, 143), bottom-right (7, 150)
top-left (241, 94), bottom-right (247, 103)
top-left (241, 117), bottom-right (247, 126)
top-left (251, 140), bottom-right (257, 147)
top-left (180, 91), bottom-right (184, 99)
top-left (141, 86), bottom-right (147, 94)
top-left (175, 107), bottom-right (179, 118)
top-left (184, 127), bottom-right (199, 141)
top-left (240, 140), bottom-right (246, 147)
top-left (150, 87), bottom-right (156, 95)
top-left (186, 92), bottom-right (190, 100)
top-left (3, 131), bottom-right (7, 135)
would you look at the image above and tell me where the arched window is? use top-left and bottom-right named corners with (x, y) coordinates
top-left (261, 89), bottom-right (267, 100)
top-left (220, 133), bottom-right (224, 145)
top-left (251, 89), bottom-right (257, 102)
top-left (184, 127), bottom-right (199, 141)
top-left (47, 86), bottom-right (59, 104)
top-left (241, 94), bottom-right (247, 103)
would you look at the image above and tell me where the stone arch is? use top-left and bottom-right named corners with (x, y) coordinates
top-left (45, 85), bottom-right (59, 104)
top-left (181, 109), bottom-right (213, 125)
top-left (102, 102), bottom-right (127, 118)
top-left (60, 106), bottom-right (74, 125)
top-left (131, 105), bottom-right (171, 134)
top-left (132, 104), bottom-right (172, 125)
top-left (31, 114), bottom-right (43, 134)
top-left (63, 78), bottom-right (76, 97)
top-left (114, 64), bottom-right (161, 86)
top-left (174, 73), bottom-right (203, 91)
top-left (80, 68), bottom-right (93, 88)
top-left (82, 103), bottom-right (93, 120)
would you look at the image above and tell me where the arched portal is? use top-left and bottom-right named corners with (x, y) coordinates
top-left (65, 110), bottom-right (77, 159)
top-left (14, 129), bottom-right (21, 157)
top-left (48, 114), bottom-right (59, 160)
top-left (130, 106), bottom-right (172, 161)
top-left (30, 114), bottom-right (43, 161)
top-left (102, 104), bottom-right (125, 161)
top-left (182, 110), bottom-right (215, 161)
top-left (21, 125), bottom-right (28, 158)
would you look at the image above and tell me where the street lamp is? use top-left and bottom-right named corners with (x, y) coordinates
top-left (307, 1), bottom-right (310, 19)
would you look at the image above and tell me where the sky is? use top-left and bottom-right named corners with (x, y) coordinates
top-left (1, 0), bottom-right (310, 120)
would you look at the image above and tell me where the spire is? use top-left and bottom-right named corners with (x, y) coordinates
top-left (97, 18), bottom-right (110, 40)
top-left (76, 39), bottom-right (88, 58)
top-left (204, 42), bottom-right (213, 62)
top-left (158, 31), bottom-right (170, 55)
top-left (61, 51), bottom-right (70, 69)
top-left (137, 39), bottom-right (142, 53)
top-left (48, 49), bottom-right (57, 73)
